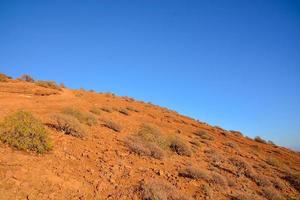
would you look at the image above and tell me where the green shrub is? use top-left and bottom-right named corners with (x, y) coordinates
top-left (104, 120), bottom-right (122, 132)
top-left (35, 80), bottom-right (62, 91)
top-left (62, 107), bottom-right (97, 126)
top-left (168, 137), bottom-right (191, 156)
top-left (0, 111), bottom-right (52, 153)
top-left (50, 114), bottom-right (86, 138)
top-left (19, 74), bottom-right (34, 82)
top-left (195, 130), bottom-right (214, 141)
top-left (254, 136), bottom-right (267, 144)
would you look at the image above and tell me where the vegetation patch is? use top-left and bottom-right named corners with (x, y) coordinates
top-left (50, 114), bottom-right (86, 138)
top-left (62, 107), bottom-right (97, 126)
top-left (168, 137), bottom-right (192, 156)
top-left (118, 108), bottom-right (129, 116)
top-left (19, 74), bottom-right (34, 82)
top-left (254, 136), bottom-right (267, 144)
top-left (179, 166), bottom-right (209, 180)
top-left (126, 106), bottom-right (139, 112)
top-left (0, 111), bottom-right (52, 153)
top-left (195, 130), bottom-right (214, 141)
top-left (101, 107), bottom-right (113, 113)
top-left (89, 106), bottom-right (102, 115)
top-left (266, 157), bottom-right (280, 167)
top-left (0, 73), bottom-right (11, 82)
top-left (284, 172), bottom-right (300, 192)
top-left (104, 120), bottom-right (122, 132)
top-left (35, 80), bottom-right (62, 91)
top-left (262, 187), bottom-right (284, 200)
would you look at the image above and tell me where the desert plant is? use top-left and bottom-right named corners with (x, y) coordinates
top-left (62, 107), bottom-right (97, 126)
top-left (179, 166), bottom-right (209, 180)
top-left (118, 108), bottom-right (129, 116)
top-left (104, 120), bottom-right (122, 132)
top-left (284, 172), bottom-right (300, 192)
top-left (35, 80), bottom-right (62, 91)
top-left (126, 106), bottom-right (139, 112)
top-left (262, 187), bottom-right (284, 200)
top-left (195, 130), bottom-right (214, 141)
top-left (137, 124), bottom-right (167, 149)
top-left (101, 107), bottom-right (113, 113)
top-left (168, 137), bottom-right (191, 156)
top-left (50, 114), bottom-right (86, 138)
top-left (224, 142), bottom-right (238, 149)
top-left (266, 157), bottom-right (280, 167)
top-left (89, 107), bottom-right (102, 115)
top-left (0, 111), bottom-right (52, 153)
top-left (19, 74), bottom-right (34, 82)
top-left (210, 172), bottom-right (227, 186)
top-left (0, 73), bottom-right (11, 82)
top-left (254, 136), bottom-right (267, 144)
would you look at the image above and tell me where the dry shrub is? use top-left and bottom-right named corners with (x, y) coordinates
top-left (254, 136), bottom-right (267, 144)
top-left (266, 157), bottom-right (280, 167)
top-left (104, 120), bottom-right (122, 132)
top-left (231, 193), bottom-right (262, 200)
top-left (211, 172), bottom-right (227, 186)
top-left (224, 142), bottom-right (238, 149)
top-left (169, 137), bottom-right (192, 156)
top-left (118, 108), bottom-right (129, 116)
top-left (284, 172), bottom-right (300, 192)
top-left (101, 107), bottom-right (113, 113)
top-left (50, 114), bottom-right (86, 138)
top-left (126, 106), bottom-right (139, 112)
top-left (89, 107), bottom-right (102, 115)
top-left (19, 74), bottom-right (34, 82)
top-left (229, 157), bottom-right (254, 177)
top-left (190, 140), bottom-right (201, 147)
top-left (125, 136), bottom-right (164, 159)
top-left (195, 130), bottom-right (214, 141)
top-left (138, 179), bottom-right (189, 200)
top-left (250, 173), bottom-right (271, 187)
top-left (229, 130), bottom-right (243, 137)
top-left (125, 124), bottom-right (166, 159)
top-left (63, 107), bottom-right (97, 126)
top-left (34, 89), bottom-right (58, 96)
top-left (179, 166), bottom-right (209, 180)
top-left (262, 187), bottom-right (285, 200)
top-left (0, 111), bottom-right (52, 153)
top-left (0, 73), bottom-right (11, 82)
top-left (35, 80), bottom-right (62, 91)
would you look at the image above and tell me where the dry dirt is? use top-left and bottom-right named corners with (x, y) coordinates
top-left (0, 78), bottom-right (299, 200)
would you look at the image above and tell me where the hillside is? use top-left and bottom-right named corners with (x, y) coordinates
top-left (0, 73), bottom-right (299, 200)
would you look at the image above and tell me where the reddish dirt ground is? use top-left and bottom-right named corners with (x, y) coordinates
top-left (0, 77), bottom-right (299, 200)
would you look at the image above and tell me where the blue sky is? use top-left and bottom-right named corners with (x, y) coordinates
top-left (0, 0), bottom-right (299, 150)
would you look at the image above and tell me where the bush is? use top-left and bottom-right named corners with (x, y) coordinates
top-left (284, 172), bottom-right (300, 192)
top-left (126, 106), bottom-right (139, 112)
top-left (266, 157), bottom-right (280, 167)
top-left (254, 136), bottom-right (267, 144)
top-left (62, 107), bottom-right (97, 126)
top-left (19, 74), bottom-right (34, 82)
top-left (118, 108), bottom-right (129, 116)
top-left (0, 73), bottom-right (11, 82)
top-left (125, 124), bottom-right (166, 159)
top-left (125, 136), bottom-right (164, 159)
top-left (90, 107), bottom-right (102, 115)
top-left (104, 120), bottom-right (122, 132)
top-left (224, 142), bottom-right (238, 149)
top-left (262, 187), bottom-right (284, 200)
top-left (169, 137), bottom-right (191, 156)
top-left (50, 114), bottom-right (86, 138)
top-left (35, 80), bottom-right (62, 91)
top-left (138, 179), bottom-right (188, 200)
top-left (179, 166), bottom-right (209, 180)
top-left (101, 107), bottom-right (113, 113)
top-left (0, 111), bottom-right (52, 153)
top-left (195, 130), bottom-right (214, 141)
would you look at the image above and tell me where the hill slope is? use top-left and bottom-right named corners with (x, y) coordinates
top-left (0, 74), bottom-right (299, 200)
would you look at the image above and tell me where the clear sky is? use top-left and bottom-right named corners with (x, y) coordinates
top-left (0, 0), bottom-right (299, 150)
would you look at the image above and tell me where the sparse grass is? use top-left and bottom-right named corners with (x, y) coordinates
top-left (262, 187), bottom-right (284, 200)
top-left (136, 124), bottom-right (168, 149)
top-left (168, 137), bottom-right (191, 156)
top-left (229, 157), bottom-right (254, 177)
top-left (224, 142), bottom-right (238, 149)
top-left (35, 80), bottom-right (62, 91)
top-left (19, 74), bottom-right (34, 82)
top-left (104, 120), bottom-right (122, 132)
top-left (89, 106), bottom-right (102, 115)
top-left (62, 107), bottom-right (97, 126)
top-left (195, 130), bottom-right (214, 141)
top-left (284, 172), bottom-right (300, 192)
top-left (211, 172), bottom-right (227, 186)
top-left (254, 136), bottom-right (267, 144)
top-left (179, 166), bottom-right (209, 180)
top-left (0, 111), bottom-right (52, 153)
top-left (50, 114), bottom-right (86, 138)
top-left (118, 108), bottom-right (129, 116)
top-left (250, 173), bottom-right (271, 187)
top-left (138, 179), bottom-right (188, 200)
